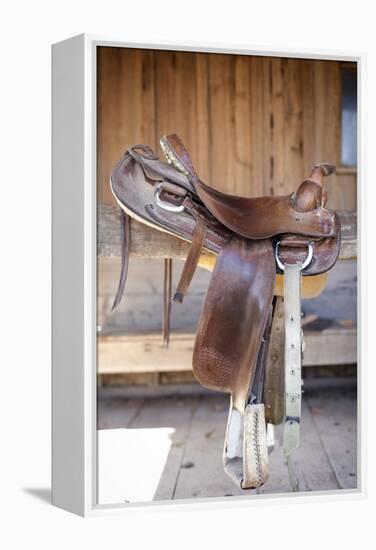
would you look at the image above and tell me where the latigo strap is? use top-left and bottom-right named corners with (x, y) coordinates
top-left (282, 263), bottom-right (303, 492)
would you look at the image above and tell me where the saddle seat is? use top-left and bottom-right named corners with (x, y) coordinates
top-left (159, 134), bottom-right (338, 240)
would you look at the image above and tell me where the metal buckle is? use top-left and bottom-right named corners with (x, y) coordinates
top-left (275, 241), bottom-right (314, 272)
top-left (154, 183), bottom-right (185, 213)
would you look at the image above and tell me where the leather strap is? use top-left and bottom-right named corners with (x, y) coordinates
top-left (163, 258), bottom-right (173, 346)
top-left (264, 296), bottom-right (285, 425)
top-left (111, 209), bottom-right (130, 311)
top-left (173, 220), bottom-right (207, 303)
top-left (283, 263), bottom-right (303, 491)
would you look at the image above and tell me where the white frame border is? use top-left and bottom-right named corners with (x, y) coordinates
top-left (52, 33), bottom-right (365, 517)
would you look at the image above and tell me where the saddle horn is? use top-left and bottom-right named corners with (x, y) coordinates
top-left (294, 163), bottom-right (336, 212)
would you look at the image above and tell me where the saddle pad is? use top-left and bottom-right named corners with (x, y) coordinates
top-left (193, 236), bottom-right (275, 413)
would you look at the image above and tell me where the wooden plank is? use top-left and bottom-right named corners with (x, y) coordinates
top-left (232, 56), bottom-right (264, 196)
top-left (313, 61), bottom-right (342, 210)
top-left (206, 53), bottom-right (265, 195)
top-left (303, 328), bottom-right (357, 366)
top-left (194, 53), bottom-right (211, 185)
top-left (128, 395), bottom-right (199, 501)
top-left (302, 60), bottom-right (316, 177)
top-left (334, 172), bottom-right (357, 210)
top-left (206, 54), bottom-right (266, 196)
top-left (98, 332), bottom-right (195, 374)
top-left (97, 397), bottom-right (144, 430)
top-left (336, 210), bottom-right (358, 259)
top-left (258, 400), bottom-right (340, 494)
top-left (292, 401), bottom-right (341, 491)
top-left (155, 51), bottom-right (210, 184)
top-left (173, 395), bottom-right (246, 499)
top-left (303, 60), bottom-right (356, 212)
top-left (97, 47), bottom-right (156, 205)
top-left (97, 204), bottom-right (214, 262)
top-left (97, 255), bottom-right (213, 334)
top-left (305, 385), bottom-right (357, 489)
top-left (97, 328), bottom-right (357, 374)
top-left (207, 54), bottom-right (233, 192)
top-left (283, 58), bottom-right (303, 191)
top-left (248, 56), bottom-right (265, 195)
top-left (97, 204), bottom-right (357, 260)
top-left (232, 55), bottom-right (253, 196)
top-left (263, 57), bottom-right (286, 196)
top-left (97, 50), bottom-right (356, 212)
top-left (98, 255), bottom-right (356, 336)
top-left (97, 388), bottom-right (354, 501)
top-left (313, 61), bottom-right (340, 167)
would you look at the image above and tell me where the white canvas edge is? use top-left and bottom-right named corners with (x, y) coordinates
top-left (51, 33), bottom-right (365, 517)
top-left (52, 34), bottom-right (87, 516)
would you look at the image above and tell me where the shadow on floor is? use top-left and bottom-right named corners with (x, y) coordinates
top-left (23, 488), bottom-right (51, 504)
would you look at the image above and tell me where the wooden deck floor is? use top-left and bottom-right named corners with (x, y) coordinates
top-left (97, 379), bottom-right (357, 504)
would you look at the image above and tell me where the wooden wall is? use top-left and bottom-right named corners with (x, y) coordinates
top-left (97, 47), bottom-right (357, 210)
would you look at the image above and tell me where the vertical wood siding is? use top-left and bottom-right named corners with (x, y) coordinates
top-left (97, 47), bottom-right (356, 210)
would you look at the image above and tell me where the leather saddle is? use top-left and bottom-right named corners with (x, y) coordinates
top-left (110, 133), bottom-right (341, 491)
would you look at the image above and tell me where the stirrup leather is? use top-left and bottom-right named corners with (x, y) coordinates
top-left (282, 262), bottom-right (303, 492)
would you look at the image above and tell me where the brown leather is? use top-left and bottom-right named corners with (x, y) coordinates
top-left (160, 134), bottom-right (199, 179)
top-left (163, 133), bottom-right (337, 240)
top-left (192, 183), bottom-right (336, 239)
top-left (163, 258), bottom-right (172, 346)
top-left (174, 220), bottom-right (207, 303)
top-left (110, 152), bottom-right (340, 276)
top-left (293, 180), bottom-right (323, 212)
top-left (264, 297), bottom-right (285, 425)
top-left (193, 237), bottom-right (275, 413)
top-left (111, 209), bottom-right (130, 311)
top-left (160, 181), bottom-right (188, 198)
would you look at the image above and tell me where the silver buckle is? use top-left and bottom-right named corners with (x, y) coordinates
top-left (154, 183), bottom-right (185, 213)
top-left (275, 241), bottom-right (314, 272)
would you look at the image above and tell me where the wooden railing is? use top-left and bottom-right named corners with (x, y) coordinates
top-left (97, 205), bottom-right (357, 260)
top-left (96, 206), bottom-right (357, 375)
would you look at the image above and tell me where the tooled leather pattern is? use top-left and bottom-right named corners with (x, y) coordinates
top-left (194, 347), bottom-right (233, 391)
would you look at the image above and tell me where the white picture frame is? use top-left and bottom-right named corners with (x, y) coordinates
top-left (52, 33), bottom-right (364, 517)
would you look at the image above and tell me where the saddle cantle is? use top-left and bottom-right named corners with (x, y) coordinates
top-left (110, 134), bottom-right (341, 491)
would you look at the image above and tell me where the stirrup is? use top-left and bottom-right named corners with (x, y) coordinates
top-left (223, 401), bottom-right (269, 489)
